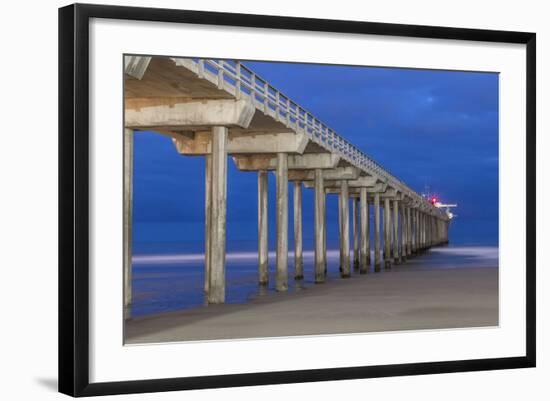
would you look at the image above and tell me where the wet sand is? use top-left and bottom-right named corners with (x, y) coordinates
top-left (125, 258), bottom-right (498, 344)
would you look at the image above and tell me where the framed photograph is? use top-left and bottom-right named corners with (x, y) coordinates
top-left (58, 3), bottom-right (536, 397)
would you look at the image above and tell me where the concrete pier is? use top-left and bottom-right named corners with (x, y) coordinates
top-left (393, 199), bottom-right (400, 264)
top-left (421, 212), bottom-right (426, 251)
top-left (340, 180), bottom-right (351, 278)
top-left (123, 128), bottom-right (133, 318)
top-left (123, 56), bottom-right (453, 308)
top-left (384, 197), bottom-right (392, 269)
top-left (422, 213), bottom-right (427, 250)
top-left (207, 126), bottom-right (228, 304)
top-left (374, 192), bottom-right (381, 272)
top-left (353, 198), bottom-right (360, 271)
top-left (314, 169), bottom-right (325, 283)
top-left (323, 187), bottom-right (327, 275)
top-left (380, 203), bottom-right (387, 265)
top-left (417, 209), bottom-right (421, 252)
top-left (412, 209), bottom-right (420, 254)
top-left (258, 170), bottom-right (269, 285)
top-left (400, 203), bottom-right (407, 262)
top-left (293, 181), bottom-right (303, 280)
top-left (426, 214), bottom-right (433, 248)
top-left (276, 153), bottom-right (289, 292)
top-left (204, 154), bottom-right (212, 293)
top-left (424, 213), bottom-right (428, 249)
top-left (406, 206), bottom-right (412, 257)
top-left (359, 187), bottom-right (369, 274)
top-left (338, 193), bottom-right (343, 271)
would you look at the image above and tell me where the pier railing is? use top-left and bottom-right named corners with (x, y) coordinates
top-left (173, 57), bottom-right (444, 216)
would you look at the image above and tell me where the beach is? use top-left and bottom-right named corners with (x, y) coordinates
top-left (125, 246), bottom-right (498, 344)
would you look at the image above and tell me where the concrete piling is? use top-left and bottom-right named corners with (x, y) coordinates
top-left (338, 193), bottom-right (343, 272)
top-left (406, 206), bottom-right (412, 257)
top-left (384, 197), bottom-right (392, 269)
top-left (413, 209), bottom-right (419, 254)
top-left (340, 180), bottom-right (351, 278)
top-left (353, 198), bottom-right (360, 271)
top-left (359, 187), bottom-right (369, 274)
top-left (374, 192), bottom-right (381, 272)
top-left (204, 154), bottom-right (212, 293)
top-left (123, 128), bottom-right (133, 319)
top-left (276, 153), bottom-right (289, 292)
top-left (384, 204), bottom-right (388, 259)
top-left (207, 126), bottom-right (228, 304)
top-left (258, 170), bottom-right (269, 285)
top-left (400, 204), bottom-right (406, 262)
top-left (323, 187), bottom-right (327, 275)
top-left (393, 199), bottom-right (400, 264)
top-left (314, 169), bottom-right (325, 283)
top-left (293, 181), bottom-right (303, 280)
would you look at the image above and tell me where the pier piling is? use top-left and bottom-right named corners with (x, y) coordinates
top-left (258, 170), bottom-right (269, 285)
top-left (384, 197), bottom-right (392, 270)
top-left (276, 153), bottom-right (289, 292)
top-left (294, 181), bottom-right (303, 280)
top-left (314, 169), bottom-right (325, 283)
top-left (207, 126), bottom-right (228, 304)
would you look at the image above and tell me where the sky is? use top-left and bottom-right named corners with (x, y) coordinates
top-left (132, 60), bottom-right (499, 255)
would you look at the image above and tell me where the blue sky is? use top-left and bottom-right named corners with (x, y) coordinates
top-left (132, 60), bottom-right (499, 254)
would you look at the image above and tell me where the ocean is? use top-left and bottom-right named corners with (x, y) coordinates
top-left (130, 244), bottom-right (498, 317)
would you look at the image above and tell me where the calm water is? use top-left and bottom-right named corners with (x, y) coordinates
top-left (130, 245), bottom-right (498, 317)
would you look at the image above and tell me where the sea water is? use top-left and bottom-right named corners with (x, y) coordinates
top-left (130, 244), bottom-right (498, 317)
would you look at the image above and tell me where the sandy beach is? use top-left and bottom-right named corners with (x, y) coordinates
top-left (125, 250), bottom-right (498, 344)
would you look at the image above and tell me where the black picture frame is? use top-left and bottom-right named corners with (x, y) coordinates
top-left (58, 3), bottom-right (536, 397)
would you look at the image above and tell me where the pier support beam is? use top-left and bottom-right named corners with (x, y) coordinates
top-left (428, 215), bottom-right (432, 247)
top-left (406, 206), bottom-right (412, 257)
top-left (426, 214), bottom-right (430, 248)
top-left (393, 199), bottom-right (400, 264)
top-left (204, 154), bottom-right (212, 293)
top-left (338, 193), bottom-right (343, 271)
top-left (427, 214), bottom-right (430, 248)
top-left (323, 187), bottom-right (327, 275)
top-left (380, 203), bottom-right (386, 265)
top-left (123, 128), bottom-right (133, 319)
top-left (353, 198), bottom-right (360, 271)
top-left (276, 153), bottom-right (289, 292)
top-left (340, 180), bottom-right (351, 278)
top-left (384, 197), bottom-right (392, 269)
top-left (258, 170), bottom-right (269, 285)
top-left (429, 215), bottom-right (432, 247)
top-left (420, 212), bottom-right (424, 250)
top-left (423, 213), bottom-right (427, 250)
top-left (401, 204), bottom-right (407, 262)
top-left (359, 187), bottom-right (370, 274)
top-left (413, 209), bottom-right (419, 254)
top-left (314, 169), bottom-right (326, 283)
top-left (294, 181), bottom-right (303, 280)
top-left (422, 214), bottom-right (426, 249)
top-left (420, 211), bottom-right (424, 250)
top-left (417, 210), bottom-right (422, 252)
top-left (409, 208), bottom-right (416, 256)
top-left (374, 192), bottom-right (381, 272)
top-left (208, 126), bottom-right (228, 304)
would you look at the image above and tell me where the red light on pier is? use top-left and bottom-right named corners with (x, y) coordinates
top-left (431, 196), bottom-right (437, 205)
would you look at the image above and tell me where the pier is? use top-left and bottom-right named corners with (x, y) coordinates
top-left (123, 56), bottom-right (451, 314)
